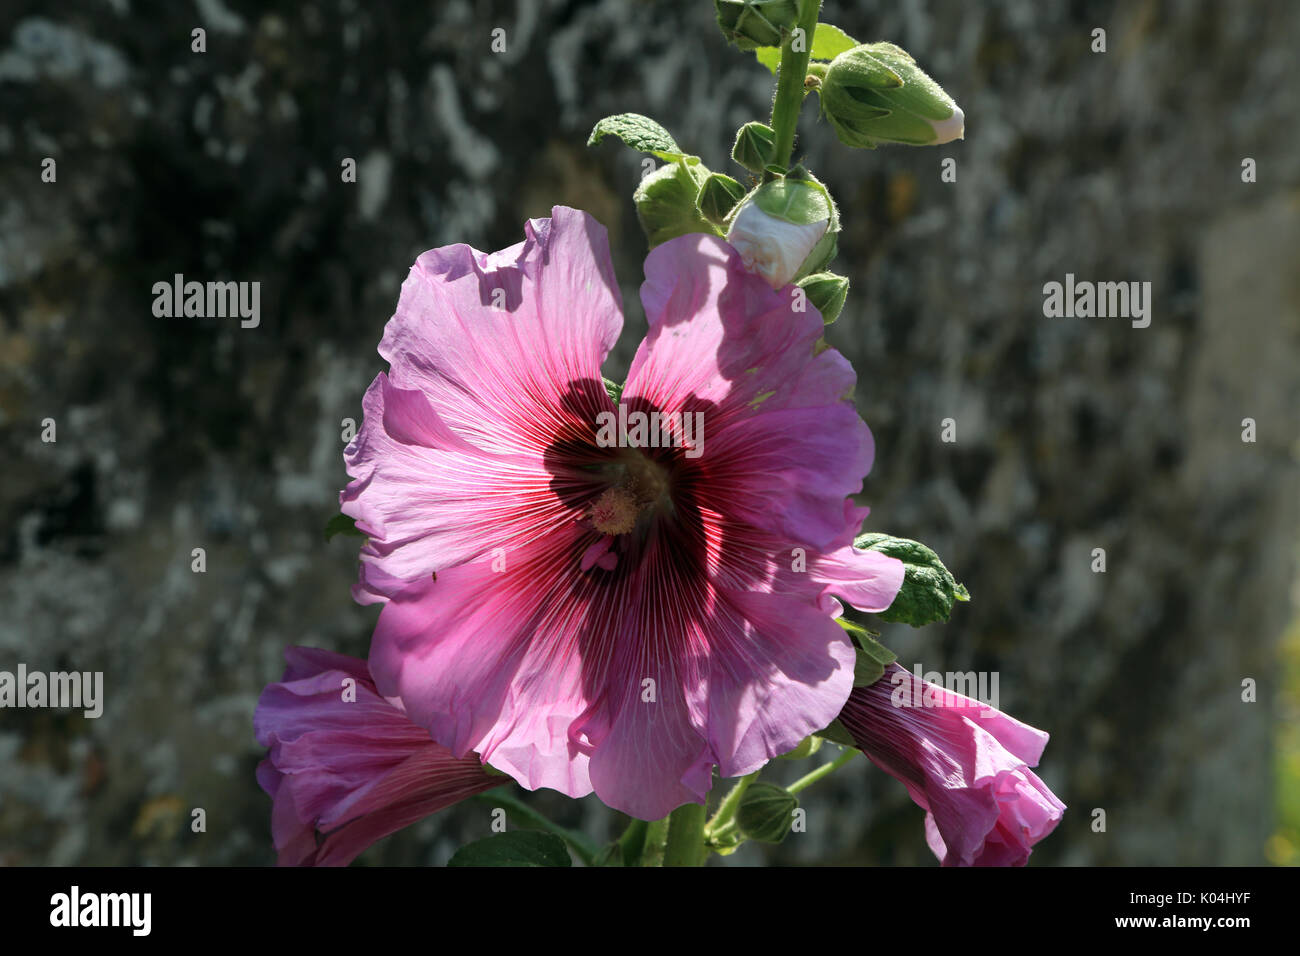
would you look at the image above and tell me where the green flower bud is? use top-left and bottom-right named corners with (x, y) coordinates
top-left (735, 783), bottom-right (799, 843)
top-left (697, 172), bottom-right (747, 226)
top-left (725, 171), bottom-right (839, 287)
top-left (633, 160), bottom-right (721, 248)
top-left (796, 271), bottom-right (850, 323)
top-left (819, 42), bottom-right (964, 148)
top-left (732, 121), bottom-right (776, 174)
top-left (714, 0), bottom-right (799, 51)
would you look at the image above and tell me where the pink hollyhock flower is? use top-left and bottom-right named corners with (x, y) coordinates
top-left (838, 663), bottom-right (1065, 866)
top-left (254, 647), bottom-right (505, 866)
top-left (340, 206), bottom-right (904, 820)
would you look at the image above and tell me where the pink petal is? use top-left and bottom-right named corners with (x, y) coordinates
top-left (840, 664), bottom-right (1065, 866)
top-left (255, 647), bottom-right (504, 866)
top-left (341, 207), bottom-right (623, 603)
top-left (624, 233), bottom-right (873, 549)
top-left (703, 587), bottom-right (856, 777)
top-left (810, 543), bottom-right (906, 614)
top-left (367, 538), bottom-right (598, 799)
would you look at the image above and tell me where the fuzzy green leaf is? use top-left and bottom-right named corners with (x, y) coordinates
top-left (447, 831), bottom-right (572, 868)
top-left (855, 533), bottom-right (971, 627)
top-left (588, 113), bottom-right (694, 164)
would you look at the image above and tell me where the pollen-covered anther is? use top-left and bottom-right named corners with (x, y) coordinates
top-left (590, 487), bottom-right (640, 536)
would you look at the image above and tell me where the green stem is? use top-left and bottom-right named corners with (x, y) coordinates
top-left (641, 816), bottom-right (670, 867)
top-left (663, 803), bottom-right (709, 867)
top-left (473, 791), bottom-right (600, 866)
top-left (617, 818), bottom-right (649, 867)
top-left (769, 0), bottom-right (822, 170)
top-left (704, 770), bottom-right (760, 838)
top-left (787, 746), bottom-right (858, 795)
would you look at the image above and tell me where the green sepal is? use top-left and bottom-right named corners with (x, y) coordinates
top-left (855, 532), bottom-right (971, 627)
top-left (447, 830), bottom-right (572, 867)
top-left (709, 835), bottom-right (743, 856)
top-left (778, 734), bottom-right (824, 760)
top-left (732, 121), bottom-right (776, 174)
top-left (797, 271), bottom-right (849, 323)
top-left (814, 719), bottom-right (855, 747)
top-left (324, 513), bottom-right (363, 541)
top-left (749, 171), bottom-right (833, 225)
top-left (837, 617), bottom-right (897, 686)
top-left (697, 172), bottom-right (748, 225)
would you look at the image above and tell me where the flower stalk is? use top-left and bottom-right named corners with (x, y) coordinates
top-left (663, 802), bottom-right (710, 866)
top-left (786, 745), bottom-right (857, 794)
top-left (705, 770), bottom-right (761, 839)
top-left (769, 0), bottom-right (821, 170)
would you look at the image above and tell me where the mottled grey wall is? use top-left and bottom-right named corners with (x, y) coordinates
top-left (1, 0), bottom-right (1296, 865)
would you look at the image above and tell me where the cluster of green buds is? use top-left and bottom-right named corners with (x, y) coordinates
top-left (588, 4), bottom-right (963, 326)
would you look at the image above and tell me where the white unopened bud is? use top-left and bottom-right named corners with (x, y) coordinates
top-left (726, 199), bottom-right (829, 289)
top-left (927, 104), bottom-right (965, 144)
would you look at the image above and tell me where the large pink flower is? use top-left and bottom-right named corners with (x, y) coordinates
top-left (341, 206), bottom-right (904, 819)
top-left (838, 663), bottom-right (1066, 866)
top-left (254, 647), bottom-right (504, 866)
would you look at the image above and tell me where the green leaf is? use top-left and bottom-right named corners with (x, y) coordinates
top-left (810, 23), bottom-right (861, 61)
top-left (602, 377), bottom-right (624, 406)
top-left (447, 830), bottom-right (572, 867)
top-left (754, 46), bottom-right (781, 74)
top-left (752, 22), bottom-right (861, 74)
top-left (324, 513), bottom-right (363, 541)
top-left (814, 718), bottom-right (855, 747)
top-left (836, 618), bottom-right (897, 686)
top-left (735, 783), bottom-right (799, 843)
top-left (855, 532), bottom-right (971, 627)
top-left (588, 113), bottom-right (695, 164)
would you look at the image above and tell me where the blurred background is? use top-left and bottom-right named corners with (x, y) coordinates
top-left (1, 0), bottom-right (1297, 866)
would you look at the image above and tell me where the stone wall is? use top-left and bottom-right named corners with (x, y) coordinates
top-left (1, 0), bottom-right (1296, 865)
